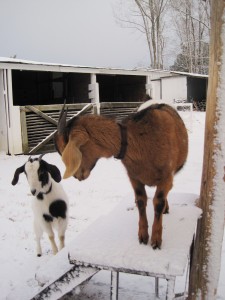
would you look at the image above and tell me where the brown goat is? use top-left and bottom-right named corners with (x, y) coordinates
top-left (54, 103), bottom-right (188, 249)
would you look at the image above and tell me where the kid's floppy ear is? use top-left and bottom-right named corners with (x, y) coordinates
top-left (46, 163), bottom-right (62, 183)
top-left (11, 165), bottom-right (25, 185)
top-left (40, 160), bottom-right (62, 183)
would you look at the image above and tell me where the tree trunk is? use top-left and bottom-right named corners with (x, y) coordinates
top-left (188, 0), bottom-right (225, 298)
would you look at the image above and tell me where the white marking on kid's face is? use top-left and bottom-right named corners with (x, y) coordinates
top-left (25, 160), bottom-right (50, 196)
top-left (25, 161), bottom-right (40, 195)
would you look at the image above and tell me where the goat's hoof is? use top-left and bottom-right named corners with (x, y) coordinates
top-left (151, 239), bottom-right (162, 250)
top-left (37, 253), bottom-right (42, 257)
top-left (138, 233), bottom-right (149, 245)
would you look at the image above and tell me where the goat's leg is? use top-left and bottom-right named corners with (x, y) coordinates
top-left (164, 199), bottom-right (169, 214)
top-left (49, 235), bottom-right (58, 255)
top-left (33, 220), bottom-right (43, 257)
top-left (59, 236), bottom-right (65, 250)
top-left (129, 178), bottom-right (149, 244)
top-left (151, 177), bottom-right (173, 249)
top-left (43, 223), bottom-right (58, 255)
top-left (58, 219), bottom-right (67, 250)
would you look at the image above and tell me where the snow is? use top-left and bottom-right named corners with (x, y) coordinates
top-left (0, 56), bottom-right (146, 72)
top-left (68, 193), bottom-right (201, 276)
top-left (170, 71), bottom-right (208, 78)
top-left (0, 111), bottom-right (225, 299)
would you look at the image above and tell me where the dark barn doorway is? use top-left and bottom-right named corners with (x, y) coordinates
top-left (187, 76), bottom-right (208, 111)
top-left (97, 74), bottom-right (146, 103)
top-left (12, 70), bottom-right (90, 106)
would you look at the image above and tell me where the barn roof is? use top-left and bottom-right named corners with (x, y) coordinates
top-left (0, 57), bottom-right (172, 78)
top-left (0, 57), bottom-right (208, 79)
top-left (170, 71), bottom-right (208, 78)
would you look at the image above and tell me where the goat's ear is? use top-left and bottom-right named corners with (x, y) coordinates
top-left (11, 165), bottom-right (25, 185)
top-left (62, 142), bottom-right (82, 179)
top-left (46, 163), bottom-right (62, 183)
top-left (62, 130), bottom-right (88, 179)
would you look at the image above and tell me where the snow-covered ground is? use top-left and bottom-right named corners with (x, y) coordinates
top-left (0, 111), bottom-right (225, 299)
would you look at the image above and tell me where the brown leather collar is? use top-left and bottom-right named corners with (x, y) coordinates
top-left (115, 123), bottom-right (127, 160)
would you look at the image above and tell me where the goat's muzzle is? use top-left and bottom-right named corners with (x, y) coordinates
top-left (31, 189), bottom-right (36, 196)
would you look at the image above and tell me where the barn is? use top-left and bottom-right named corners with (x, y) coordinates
top-left (0, 57), bottom-right (207, 155)
top-left (151, 71), bottom-right (208, 110)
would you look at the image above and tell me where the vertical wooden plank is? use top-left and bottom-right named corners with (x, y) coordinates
top-left (155, 277), bottom-right (159, 297)
top-left (89, 74), bottom-right (100, 108)
top-left (145, 75), bottom-right (153, 98)
top-left (110, 271), bottom-right (119, 300)
top-left (166, 278), bottom-right (175, 300)
top-left (188, 0), bottom-right (225, 298)
top-left (20, 107), bottom-right (29, 153)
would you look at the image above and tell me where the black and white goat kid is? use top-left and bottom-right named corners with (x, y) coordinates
top-left (11, 154), bottom-right (69, 256)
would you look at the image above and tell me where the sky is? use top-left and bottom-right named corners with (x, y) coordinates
top-left (0, 0), bottom-right (151, 69)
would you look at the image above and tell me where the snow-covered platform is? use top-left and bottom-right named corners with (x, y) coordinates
top-left (68, 193), bottom-right (202, 299)
top-left (32, 193), bottom-right (202, 300)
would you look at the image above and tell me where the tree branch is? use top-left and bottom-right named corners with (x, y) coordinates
top-left (170, 3), bottom-right (210, 30)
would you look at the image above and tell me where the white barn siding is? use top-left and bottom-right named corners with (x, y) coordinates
top-left (161, 76), bottom-right (187, 104)
top-left (151, 80), bottom-right (161, 101)
top-left (8, 105), bottom-right (23, 154)
top-left (0, 69), bottom-right (22, 154)
top-left (0, 70), bottom-right (8, 152)
top-left (151, 76), bottom-right (187, 104)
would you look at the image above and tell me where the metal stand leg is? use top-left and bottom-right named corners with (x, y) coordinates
top-left (110, 271), bottom-right (119, 300)
top-left (166, 278), bottom-right (175, 300)
top-left (155, 277), bottom-right (159, 298)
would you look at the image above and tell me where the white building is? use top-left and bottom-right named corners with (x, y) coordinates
top-left (151, 71), bottom-right (208, 107)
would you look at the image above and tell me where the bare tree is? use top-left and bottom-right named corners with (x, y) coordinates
top-left (115, 0), bottom-right (169, 69)
top-left (170, 0), bottom-right (210, 74)
top-left (114, 0), bottom-right (210, 72)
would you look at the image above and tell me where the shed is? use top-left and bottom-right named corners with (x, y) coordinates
top-left (151, 71), bottom-right (208, 110)
top-left (0, 57), bottom-right (173, 155)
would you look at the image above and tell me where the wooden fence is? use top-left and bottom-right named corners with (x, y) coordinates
top-left (20, 102), bottom-right (140, 154)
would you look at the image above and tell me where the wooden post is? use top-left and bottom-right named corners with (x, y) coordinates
top-left (110, 271), bottom-right (119, 300)
top-left (89, 74), bottom-right (100, 114)
top-left (188, 0), bottom-right (225, 298)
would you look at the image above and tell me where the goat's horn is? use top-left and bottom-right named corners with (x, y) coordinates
top-left (58, 100), bottom-right (68, 134)
top-left (38, 153), bottom-right (45, 161)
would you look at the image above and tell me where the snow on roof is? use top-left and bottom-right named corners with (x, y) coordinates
top-left (0, 57), bottom-right (208, 78)
top-left (171, 71), bottom-right (208, 78)
top-left (0, 56), bottom-right (131, 71)
top-left (0, 56), bottom-right (172, 77)
top-left (0, 56), bottom-right (145, 73)
top-left (151, 71), bottom-right (208, 80)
